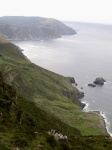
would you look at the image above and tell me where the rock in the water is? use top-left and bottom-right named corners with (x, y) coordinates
top-left (75, 83), bottom-right (78, 86)
top-left (80, 102), bottom-right (86, 109)
top-left (88, 83), bottom-right (96, 87)
top-left (93, 77), bottom-right (106, 85)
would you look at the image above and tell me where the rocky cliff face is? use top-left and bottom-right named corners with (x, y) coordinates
top-left (0, 16), bottom-right (76, 40)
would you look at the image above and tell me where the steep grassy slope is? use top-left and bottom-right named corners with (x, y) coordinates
top-left (0, 71), bottom-right (112, 150)
top-left (0, 37), bottom-right (112, 149)
top-left (0, 41), bottom-right (106, 136)
top-left (0, 16), bottom-right (76, 40)
top-left (0, 71), bottom-right (81, 149)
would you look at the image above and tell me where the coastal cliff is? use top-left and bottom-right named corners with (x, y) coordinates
top-left (0, 35), bottom-right (112, 149)
top-left (0, 35), bottom-right (106, 135)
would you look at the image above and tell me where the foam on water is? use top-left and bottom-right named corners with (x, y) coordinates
top-left (82, 101), bottom-right (89, 112)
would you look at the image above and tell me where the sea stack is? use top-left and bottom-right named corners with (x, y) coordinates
top-left (93, 77), bottom-right (106, 85)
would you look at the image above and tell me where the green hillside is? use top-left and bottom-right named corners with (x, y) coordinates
top-left (0, 37), bottom-right (112, 149)
top-left (0, 71), bottom-right (81, 150)
top-left (0, 42), bottom-right (105, 135)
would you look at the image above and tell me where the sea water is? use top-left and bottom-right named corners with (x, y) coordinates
top-left (12, 21), bottom-right (112, 136)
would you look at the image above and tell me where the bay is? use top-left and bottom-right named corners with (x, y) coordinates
top-left (12, 22), bottom-right (112, 136)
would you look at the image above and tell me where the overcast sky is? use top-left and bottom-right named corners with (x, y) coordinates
top-left (1, 0), bottom-right (112, 24)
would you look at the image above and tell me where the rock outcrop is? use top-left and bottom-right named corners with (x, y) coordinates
top-left (48, 129), bottom-right (68, 141)
top-left (93, 77), bottom-right (106, 85)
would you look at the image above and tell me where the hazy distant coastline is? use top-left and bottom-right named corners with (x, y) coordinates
top-left (0, 16), bottom-right (76, 41)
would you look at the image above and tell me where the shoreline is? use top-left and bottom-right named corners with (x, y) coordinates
top-left (72, 80), bottom-right (112, 137)
top-left (100, 111), bottom-right (112, 137)
top-left (72, 82), bottom-right (111, 136)
top-left (92, 111), bottom-right (109, 136)
top-left (82, 101), bottom-right (111, 137)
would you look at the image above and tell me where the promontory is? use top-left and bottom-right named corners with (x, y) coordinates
top-left (0, 16), bottom-right (76, 40)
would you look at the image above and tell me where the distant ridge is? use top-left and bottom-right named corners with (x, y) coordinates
top-left (0, 16), bottom-right (76, 40)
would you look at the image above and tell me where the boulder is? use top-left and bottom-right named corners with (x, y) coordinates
top-left (80, 102), bottom-right (86, 109)
top-left (93, 77), bottom-right (106, 85)
top-left (88, 83), bottom-right (96, 87)
top-left (75, 83), bottom-right (78, 86)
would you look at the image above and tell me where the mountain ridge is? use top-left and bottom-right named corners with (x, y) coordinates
top-left (0, 16), bottom-right (76, 40)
